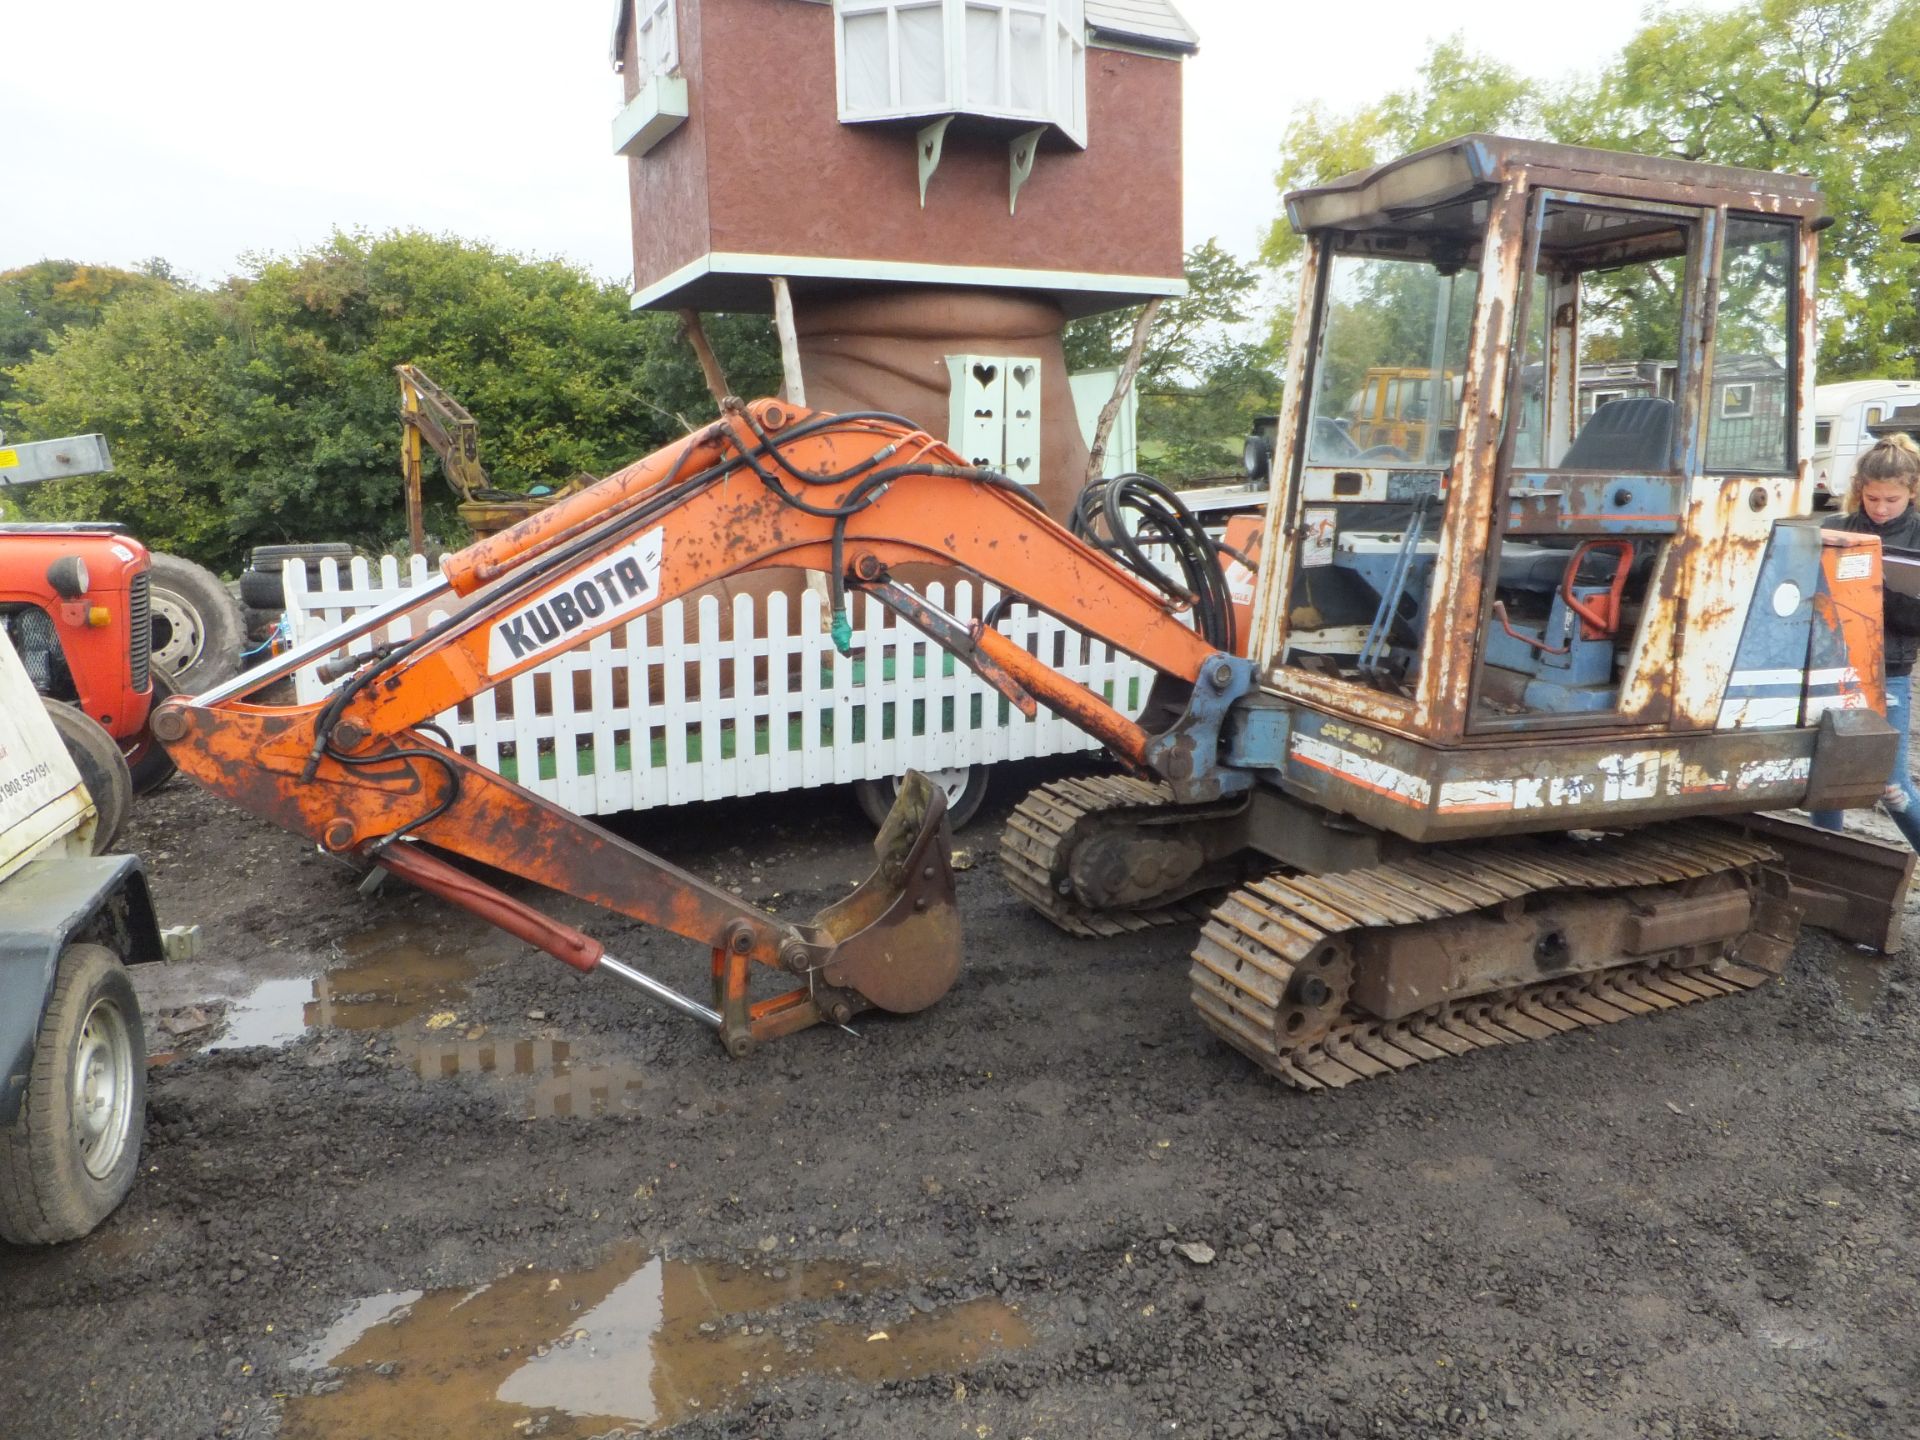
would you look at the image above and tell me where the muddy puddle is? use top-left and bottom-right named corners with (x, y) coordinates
top-left (1830, 953), bottom-right (1889, 1015)
top-left (218, 925), bottom-right (480, 1049)
top-left (215, 926), bottom-right (655, 1118)
top-left (282, 1245), bottom-right (1031, 1438)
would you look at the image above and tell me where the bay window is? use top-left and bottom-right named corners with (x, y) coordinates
top-left (834, 0), bottom-right (1087, 146)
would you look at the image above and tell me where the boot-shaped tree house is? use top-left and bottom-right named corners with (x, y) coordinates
top-left (610, 0), bottom-right (1195, 519)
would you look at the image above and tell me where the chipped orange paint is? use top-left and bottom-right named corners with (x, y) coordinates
top-left (1816, 534), bottom-right (1888, 715)
top-left (353, 402), bottom-right (1216, 742)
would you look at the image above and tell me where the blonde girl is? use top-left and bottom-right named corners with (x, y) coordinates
top-left (1813, 432), bottom-right (1920, 849)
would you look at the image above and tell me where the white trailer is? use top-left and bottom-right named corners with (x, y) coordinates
top-left (0, 629), bottom-right (170, 1244)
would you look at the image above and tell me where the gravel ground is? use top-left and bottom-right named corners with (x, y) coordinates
top-left (3, 768), bottom-right (1918, 1440)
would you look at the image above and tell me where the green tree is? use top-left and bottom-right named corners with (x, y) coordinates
top-left (1566, 0), bottom-right (1920, 375)
top-left (0, 260), bottom-right (174, 410)
top-left (5, 232), bottom-right (778, 567)
top-left (1264, 2), bottom-right (1920, 378)
top-left (1260, 40), bottom-right (1532, 281)
top-left (1067, 240), bottom-right (1284, 483)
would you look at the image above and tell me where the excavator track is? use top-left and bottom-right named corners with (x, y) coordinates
top-left (1189, 822), bottom-right (1799, 1091)
top-left (999, 774), bottom-right (1219, 937)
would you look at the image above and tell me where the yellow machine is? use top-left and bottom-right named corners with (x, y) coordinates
top-left (396, 365), bottom-right (589, 551)
top-left (1342, 366), bottom-right (1459, 457)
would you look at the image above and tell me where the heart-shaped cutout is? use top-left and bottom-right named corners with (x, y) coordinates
top-left (972, 362), bottom-right (999, 386)
top-left (973, 408), bottom-right (994, 419)
top-left (1012, 364), bottom-right (1035, 386)
top-left (1014, 408), bottom-right (1032, 420)
top-left (1014, 456), bottom-right (1032, 471)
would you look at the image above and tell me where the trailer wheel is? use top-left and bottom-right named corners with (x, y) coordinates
top-left (123, 668), bottom-right (178, 796)
top-left (44, 701), bottom-right (133, 853)
top-left (855, 766), bottom-right (989, 832)
top-left (0, 944), bottom-right (147, 1245)
top-left (147, 553), bottom-right (244, 694)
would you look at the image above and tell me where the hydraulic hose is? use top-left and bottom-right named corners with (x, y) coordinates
top-left (1069, 473), bottom-right (1242, 654)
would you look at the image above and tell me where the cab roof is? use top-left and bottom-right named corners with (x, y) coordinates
top-left (1284, 134), bottom-right (1826, 236)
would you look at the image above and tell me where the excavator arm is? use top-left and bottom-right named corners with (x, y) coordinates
top-left (397, 364), bottom-right (489, 504)
top-left (155, 401), bottom-right (1223, 1054)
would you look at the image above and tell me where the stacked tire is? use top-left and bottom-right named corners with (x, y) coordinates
top-left (238, 542), bottom-right (356, 645)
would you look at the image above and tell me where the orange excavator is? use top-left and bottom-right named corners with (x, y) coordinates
top-left (158, 137), bottom-right (1913, 1087)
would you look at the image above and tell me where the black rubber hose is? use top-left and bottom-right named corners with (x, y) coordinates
top-left (1070, 473), bottom-right (1239, 653)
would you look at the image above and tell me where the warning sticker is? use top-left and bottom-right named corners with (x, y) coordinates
top-left (1301, 508), bottom-right (1337, 568)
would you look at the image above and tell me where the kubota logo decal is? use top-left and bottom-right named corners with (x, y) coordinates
top-left (486, 527), bottom-right (665, 673)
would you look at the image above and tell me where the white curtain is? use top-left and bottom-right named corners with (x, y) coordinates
top-left (842, 10), bottom-right (893, 111)
top-left (635, 0), bottom-right (676, 80)
top-left (837, 0), bottom-right (1082, 136)
top-left (964, 4), bottom-right (1000, 108)
top-left (898, 3), bottom-right (948, 108)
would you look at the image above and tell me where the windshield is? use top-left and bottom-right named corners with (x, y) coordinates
top-left (1305, 252), bottom-right (1479, 469)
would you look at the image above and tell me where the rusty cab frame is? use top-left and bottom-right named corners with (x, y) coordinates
top-left (1235, 135), bottom-right (1899, 860)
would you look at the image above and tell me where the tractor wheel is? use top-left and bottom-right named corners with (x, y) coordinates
top-left (123, 668), bottom-right (178, 796)
top-left (147, 553), bottom-right (244, 694)
top-left (855, 766), bottom-right (989, 832)
top-left (44, 701), bottom-right (133, 853)
top-left (0, 944), bottom-right (146, 1245)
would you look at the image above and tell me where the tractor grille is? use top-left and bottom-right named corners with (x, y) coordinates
top-left (3, 605), bottom-right (75, 700)
top-left (129, 570), bottom-right (152, 692)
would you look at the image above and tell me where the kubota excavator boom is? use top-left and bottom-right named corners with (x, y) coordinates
top-left (155, 400), bottom-right (1224, 1056)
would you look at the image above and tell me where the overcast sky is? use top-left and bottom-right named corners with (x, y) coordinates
top-left (1, 0), bottom-right (1728, 287)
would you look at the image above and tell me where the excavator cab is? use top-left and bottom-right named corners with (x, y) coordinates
top-left (158, 136), bottom-right (1915, 1091)
top-left (1258, 137), bottom-right (1814, 737)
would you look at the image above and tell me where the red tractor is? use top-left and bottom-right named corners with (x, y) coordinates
top-left (0, 523), bottom-right (242, 828)
top-left (0, 432), bottom-right (247, 828)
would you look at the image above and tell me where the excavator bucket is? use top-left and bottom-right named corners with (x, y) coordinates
top-left (805, 770), bottom-right (962, 1014)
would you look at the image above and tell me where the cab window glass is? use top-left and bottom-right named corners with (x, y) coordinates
top-left (1707, 217), bottom-right (1793, 473)
top-left (1509, 272), bottom-right (1549, 468)
top-left (1557, 205), bottom-right (1687, 472)
top-left (1305, 253), bottom-right (1478, 469)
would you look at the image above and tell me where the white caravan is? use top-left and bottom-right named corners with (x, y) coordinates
top-left (1811, 379), bottom-right (1920, 507)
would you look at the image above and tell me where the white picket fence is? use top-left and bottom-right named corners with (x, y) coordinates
top-left (283, 556), bottom-right (1158, 817)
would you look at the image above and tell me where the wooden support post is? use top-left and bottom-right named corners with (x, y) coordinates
top-left (1087, 297), bottom-right (1162, 484)
top-left (767, 277), bottom-right (830, 616)
top-left (677, 309), bottom-right (731, 409)
top-left (770, 277), bottom-right (806, 407)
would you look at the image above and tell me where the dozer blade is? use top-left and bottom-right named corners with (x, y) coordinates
top-left (807, 770), bottom-right (962, 1014)
top-left (1725, 812), bottom-right (1916, 953)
